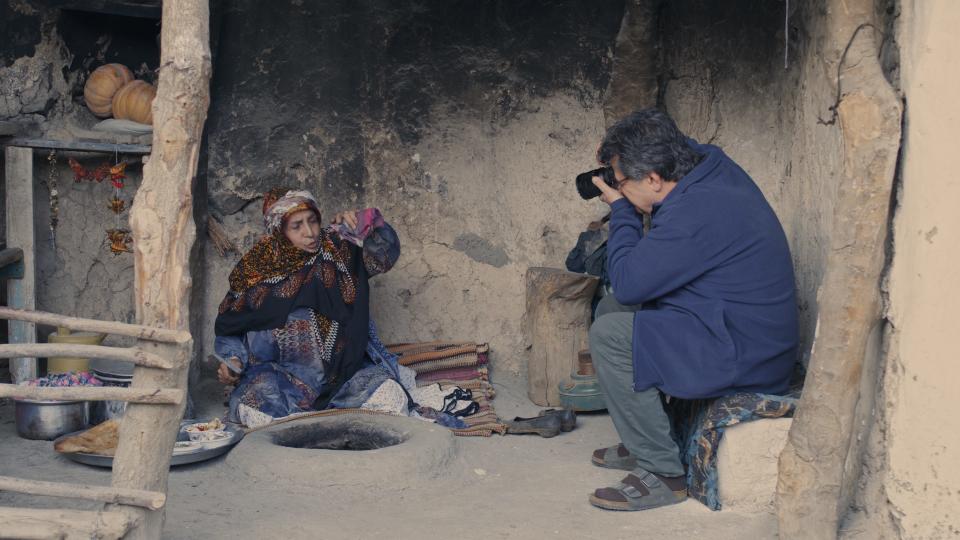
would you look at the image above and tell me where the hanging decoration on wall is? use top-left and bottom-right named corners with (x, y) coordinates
top-left (47, 150), bottom-right (59, 249)
top-left (68, 158), bottom-right (110, 183)
top-left (67, 155), bottom-right (134, 255)
top-left (105, 157), bottom-right (131, 254)
top-left (105, 228), bottom-right (133, 254)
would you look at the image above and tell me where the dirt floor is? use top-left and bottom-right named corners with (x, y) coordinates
top-left (0, 377), bottom-right (778, 539)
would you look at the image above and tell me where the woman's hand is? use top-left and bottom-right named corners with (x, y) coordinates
top-left (217, 357), bottom-right (243, 385)
top-left (332, 209), bottom-right (359, 230)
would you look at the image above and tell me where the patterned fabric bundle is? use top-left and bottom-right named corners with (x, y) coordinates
top-left (387, 341), bottom-right (505, 437)
top-left (665, 391), bottom-right (798, 510)
top-left (22, 371), bottom-right (103, 387)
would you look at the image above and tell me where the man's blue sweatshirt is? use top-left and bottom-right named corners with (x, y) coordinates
top-left (606, 141), bottom-right (798, 398)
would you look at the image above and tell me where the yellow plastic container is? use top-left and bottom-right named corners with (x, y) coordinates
top-left (46, 327), bottom-right (106, 374)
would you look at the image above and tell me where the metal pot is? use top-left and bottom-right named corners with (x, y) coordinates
top-left (90, 361), bottom-right (133, 425)
top-left (14, 398), bottom-right (89, 440)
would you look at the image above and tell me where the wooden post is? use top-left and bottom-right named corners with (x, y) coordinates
top-left (525, 268), bottom-right (599, 406)
top-left (775, 10), bottom-right (903, 538)
top-left (108, 1), bottom-right (211, 538)
top-left (3, 146), bottom-right (37, 383)
top-left (603, 0), bottom-right (661, 127)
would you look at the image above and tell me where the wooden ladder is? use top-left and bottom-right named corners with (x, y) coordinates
top-left (0, 307), bottom-right (192, 539)
top-left (0, 0), bottom-right (210, 536)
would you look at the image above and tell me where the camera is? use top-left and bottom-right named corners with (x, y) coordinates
top-left (575, 167), bottom-right (617, 200)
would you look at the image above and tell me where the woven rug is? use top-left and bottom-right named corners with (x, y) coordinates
top-left (387, 341), bottom-right (505, 437)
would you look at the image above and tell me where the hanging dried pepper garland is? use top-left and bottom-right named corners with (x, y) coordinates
top-left (106, 160), bottom-right (131, 254)
top-left (68, 157), bottom-right (133, 255)
top-left (68, 158), bottom-right (111, 183)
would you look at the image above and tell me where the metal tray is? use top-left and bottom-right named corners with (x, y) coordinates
top-left (55, 421), bottom-right (244, 468)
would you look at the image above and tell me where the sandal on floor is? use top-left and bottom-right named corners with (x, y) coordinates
top-left (591, 443), bottom-right (638, 470)
top-left (588, 468), bottom-right (687, 511)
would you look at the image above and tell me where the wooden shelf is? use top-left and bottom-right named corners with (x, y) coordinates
top-left (1, 137), bottom-right (151, 155)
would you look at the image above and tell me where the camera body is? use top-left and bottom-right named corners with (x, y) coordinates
top-left (575, 167), bottom-right (617, 200)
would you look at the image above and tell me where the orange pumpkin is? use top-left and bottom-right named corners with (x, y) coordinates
top-left (112, 80), bottom-right (156, 125)
top-left (83, 64), bottom-right (134, 118)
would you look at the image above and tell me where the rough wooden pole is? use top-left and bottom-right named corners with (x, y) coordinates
top-left (0, 507), bottom-right (133, 540)
top-left (775, 8), bottom-right (902, 538)
top-left (0, 306), bottom-right (191, 344)
top-left (109, 1), bottom-right (210, 538)
top-left (0, 384), bottom-right (183, 404)
top-left (0, 343), bottom-right (174, 369)
top-left (0, 476), bottom-right (166, 511)
top-left (525, 268), bottom-right (599, 406)
top-left (3, 146), bottom-right (37, 383)
top-left (603, 0), bottom-right (662, 127)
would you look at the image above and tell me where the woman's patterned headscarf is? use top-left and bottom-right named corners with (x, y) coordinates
top-left (262, 188), bottom-right (321, 235)
top-left (227, 187), bottom-right (324, 293)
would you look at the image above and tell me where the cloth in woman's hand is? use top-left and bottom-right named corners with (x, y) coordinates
top-left (334, 208), bottom-right (385, 246)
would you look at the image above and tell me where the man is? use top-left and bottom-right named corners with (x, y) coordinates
top-left (586, 109), bottom-right (798, 511)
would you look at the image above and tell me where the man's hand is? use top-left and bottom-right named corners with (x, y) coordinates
top-left (332, 209), bottom-right (359, 230)
top-left (217, 358), bottom-right (242, 385)
top-left (592, 176), bottom-right (624, 205)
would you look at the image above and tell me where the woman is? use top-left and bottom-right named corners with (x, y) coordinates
top-left (213, 187), bottom-right (401, 426)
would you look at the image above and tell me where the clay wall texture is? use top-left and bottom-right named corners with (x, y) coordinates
top-left (870, 1), bottom-right (960, 536)
top-left (198, 0), bottom-right (626, 375)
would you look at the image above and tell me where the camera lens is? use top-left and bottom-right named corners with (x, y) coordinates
top-left (575, 167), bottom-right (615, 200)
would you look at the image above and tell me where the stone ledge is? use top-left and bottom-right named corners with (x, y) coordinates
top-left (717, 417), bottom-right (792, 513)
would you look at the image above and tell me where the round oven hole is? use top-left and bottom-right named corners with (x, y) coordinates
top-left (271, 418), bottom-right (408, 451)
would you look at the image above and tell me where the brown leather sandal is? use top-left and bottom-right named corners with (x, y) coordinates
top-left (589, 467), bottom-right (687, 511)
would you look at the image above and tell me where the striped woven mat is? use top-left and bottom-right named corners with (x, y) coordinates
top-left (388, 341), bottom-right (505, 437)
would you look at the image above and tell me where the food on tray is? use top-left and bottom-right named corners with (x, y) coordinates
top-left (184, 418), bottom-right (227, 441)
top-left (54, 419), bottom-right (119, 456)
top-left (185, 418), bottom-right (223, 433)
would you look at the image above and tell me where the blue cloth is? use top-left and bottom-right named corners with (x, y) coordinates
top-left (215, 315), bottom-right (402, 422)
top-left (606, 141), bottom-right (798, 399)
top-left (666, 392), bottom-right (798, 510)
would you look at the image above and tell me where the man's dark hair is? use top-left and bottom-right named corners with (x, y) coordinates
top-left (598, 108), bottom-right (703, 182)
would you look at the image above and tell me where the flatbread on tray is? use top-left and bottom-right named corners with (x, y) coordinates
top-left (54, 419), bottom-right (119, 456)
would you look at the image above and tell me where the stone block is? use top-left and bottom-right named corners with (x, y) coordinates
top-left (716, 417), bottom-right (792, 513)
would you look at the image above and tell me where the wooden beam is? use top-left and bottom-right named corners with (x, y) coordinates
top-left (110, 1), bottom-right (210, 538)
top-left (0, 248), bottom-right (23, 268)
top-left (0, 506), bottom-right (134, 540)
top-left (0, 384), bottom-right (183, 405)
top-left (0, 476), bottom-right (165, 511)
top-left (44, 0), bottom-right (162, 19)
top-left (0, 344), bottom-right (174, 369)
top-left (1, 138), bottom-right (151, 155)
top-left (4, 146), bottom-right (37, 383)
top-left (0, 307), bottom-right (191, 344)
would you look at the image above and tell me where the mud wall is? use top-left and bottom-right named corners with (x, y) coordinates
top-left (199, 0), bottom-right (626, 375)
top-left (850, 2), bottom-right (960, 538)
top-left (0, 3), bottom-right (158, 359)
